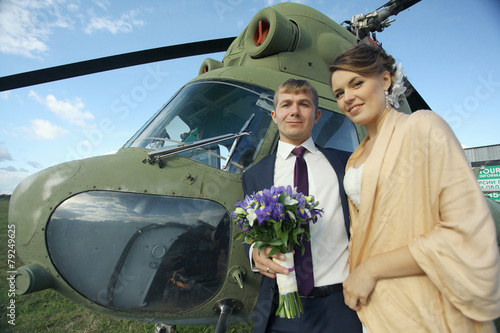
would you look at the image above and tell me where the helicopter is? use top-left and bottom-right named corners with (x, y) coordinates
top-left (5, 1), bottom-right (500, 332)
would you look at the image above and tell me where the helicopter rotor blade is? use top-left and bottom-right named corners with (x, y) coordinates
top-left (378, 0), bottom-right (421, 15)
top-left (0, 37), bottom-right (236, 92)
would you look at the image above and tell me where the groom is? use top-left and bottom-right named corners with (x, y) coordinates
top-left (242, 79), bottom-right (362, 333)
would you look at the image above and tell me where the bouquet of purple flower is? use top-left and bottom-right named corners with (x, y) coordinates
top-left (231, 185), bottom-right (323, 318)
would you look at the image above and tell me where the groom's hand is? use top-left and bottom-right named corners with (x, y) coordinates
top-left (252, 246), bottom-right (290, 278)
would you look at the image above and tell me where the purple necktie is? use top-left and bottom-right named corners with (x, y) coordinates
top-left (291, 147), bottom-right (314, 296)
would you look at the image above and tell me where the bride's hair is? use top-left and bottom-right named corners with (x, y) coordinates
top-left (330, 43), bottom-right (398, 94)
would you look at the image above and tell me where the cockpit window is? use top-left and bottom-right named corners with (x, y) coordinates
top-left (312, 109), bottom-right (359, 152)
top-left (46, 191), bottom-right (230, 313)
top-left (125, 80), bottom-right (274, 173)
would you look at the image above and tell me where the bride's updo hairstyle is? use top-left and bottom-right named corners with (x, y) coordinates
top-left (330, 42), bottom-right (396, 94)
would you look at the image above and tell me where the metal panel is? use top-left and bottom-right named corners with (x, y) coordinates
top-left (463, 145), bottom-right (500, 164)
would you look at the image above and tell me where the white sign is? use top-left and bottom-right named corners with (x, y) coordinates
top-left (478, 166), bottom-right (500, 202)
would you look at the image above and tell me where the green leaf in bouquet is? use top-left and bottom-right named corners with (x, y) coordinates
top-left (267, 246), bottom-right (281, 257)
top-left (281, 232), bottom-right (288, 248)
top-left (254, 241), bottom-right (265, 253)
top-left (273, 220), bottom-right (282, 238)
top-left (233, 232), bottom-right (245, 241)
top-left (292, 228), bottom-right (299, 244)
top-left (243, 235), bottom-right (254, 244)
top-left (268, 238), bottom-right (284, 246)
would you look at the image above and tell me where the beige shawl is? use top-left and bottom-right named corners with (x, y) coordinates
top-left (347, 109), bottom-right (500, 332)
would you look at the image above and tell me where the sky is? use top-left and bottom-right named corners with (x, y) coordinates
top-left (1, 0), bottom-right (499, 195)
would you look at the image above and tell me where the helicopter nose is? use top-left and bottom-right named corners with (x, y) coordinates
top-left (9, 160), bottom-right (82, 247)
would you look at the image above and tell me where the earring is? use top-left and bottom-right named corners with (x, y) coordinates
top-left (385, 89), bottom-right (390, 108)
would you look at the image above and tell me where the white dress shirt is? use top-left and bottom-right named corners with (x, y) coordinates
top-left (250, 137), bottom-right (350, 286)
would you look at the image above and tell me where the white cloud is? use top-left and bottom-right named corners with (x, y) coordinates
top-left (29, 91), bottom-right (94, 128)
top-left (0, 0), bottom-right (75, 58)
top-left (0, 144), bottom-right (13, 161)
top-left (0, 168), bottom-right (32, 195)
top-left (0, 91), bottom-right (11, 100)
top-left (92, 0), bottom-right (111, 11)
top-left (0, 166), bottom-right (28, 173)
top-left (29, 119), bottom-right (68, 140)
top-left (0, 0), bottom-right (143, 58)
top-left (84, 9), bottom-right (145, 34)
top-left (27, 160), bottom-right (43, 169)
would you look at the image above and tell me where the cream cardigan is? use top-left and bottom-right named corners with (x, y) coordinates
top-left (346, 109), bottom-right (500, 332)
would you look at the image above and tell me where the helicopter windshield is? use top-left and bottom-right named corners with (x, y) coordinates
top-left (125, 80), bottom-right (274, 173)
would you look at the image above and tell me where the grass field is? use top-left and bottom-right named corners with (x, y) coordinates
top-left (0, 198), bottom-right (253, 333)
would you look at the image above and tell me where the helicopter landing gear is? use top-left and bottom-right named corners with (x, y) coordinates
top-left (154, 323), bottom-right (177, 333)
top-left (213, 299), bottom-right (243, 333)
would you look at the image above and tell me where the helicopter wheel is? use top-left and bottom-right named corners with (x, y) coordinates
top-left (154, 323), bottom-right (177, 333)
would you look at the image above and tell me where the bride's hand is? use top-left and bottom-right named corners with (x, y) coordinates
top-left (343, 260), bottom-right (377, 311)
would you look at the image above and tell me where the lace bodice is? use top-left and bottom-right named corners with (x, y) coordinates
top-left (344, 164), bottom-right (364, 209)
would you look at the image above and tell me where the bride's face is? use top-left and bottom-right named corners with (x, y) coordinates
top-left (331, 69), bottom-right (391, 127)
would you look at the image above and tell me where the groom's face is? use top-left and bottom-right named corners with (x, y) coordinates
top-left (272, 91), bottom-right (321, 146)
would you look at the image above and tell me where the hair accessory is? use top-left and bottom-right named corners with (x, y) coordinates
top-left (387, 63), bottom-right (407, 108)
